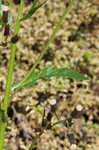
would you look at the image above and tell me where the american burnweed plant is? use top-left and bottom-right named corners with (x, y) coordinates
top-left (0, 0), bottom-right (88, 149)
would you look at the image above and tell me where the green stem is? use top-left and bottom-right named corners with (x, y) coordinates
top-left (13, 0), bottom-right (75, 91)
top-left (29, 133), bottom-right (42, 150)
top-left (28, 1), bottom-right (75, 149)
top-left (0, 0), bottom-right (24, 149)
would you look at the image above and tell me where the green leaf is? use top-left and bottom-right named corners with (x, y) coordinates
top-left (20, 0), bottom-right (47, 21)
top-left (0, 0), bottom-right (2, 15)
top-left (8, 13), bottom-right (12, 26)
top-left (43, 67), bottom-right (88, 80)
top-left (12, 66), bottom-right (88, 91)
top-left (12, 71), bottom-right (38, 91)
top-left (37, 66), bottom-right (88, 80)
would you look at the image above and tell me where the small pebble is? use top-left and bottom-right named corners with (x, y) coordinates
top-left (76, 104), bottom-right (83, 111)
top-left (70, 144), bottom-right (77, 150)
top-left (49, 99), bottom-right (56, 105)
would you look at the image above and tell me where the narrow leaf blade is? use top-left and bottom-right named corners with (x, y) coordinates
top-left (29, 133), bottom-right (42, 150)
top-left (20, 0), bottom-right (47, 21)
top-left (8, 13), bottom-right (12, 26)
top-left (44, 67), bottom-right (88, 80)
top-left (0, 0), bottom-right (2, 15)
top-left (12, 72), bottom-right (38, 91)
top-left (12, 66), bottom-right (88, 91)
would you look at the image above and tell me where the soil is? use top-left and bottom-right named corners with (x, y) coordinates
top-left (0, 0), bottom-right (99, 150)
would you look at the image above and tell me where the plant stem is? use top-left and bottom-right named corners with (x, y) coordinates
top-left (31, 0), bottom-right (75, 72)
top-left (29, 133), bottom-right (42, 150)
top-left (28, 1), bottom-right (75, 149)
top-left (13, 0), bottom-right (75, 91)
top-left (0, 0), bottom-right (24, 149)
